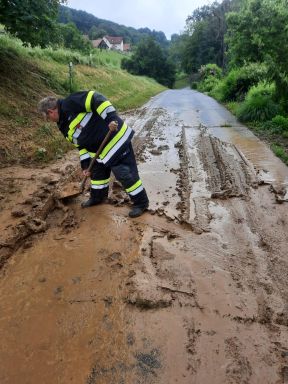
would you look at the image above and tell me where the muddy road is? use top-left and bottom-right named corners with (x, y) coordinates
top-left (1, 89), bottom-right (288, 384)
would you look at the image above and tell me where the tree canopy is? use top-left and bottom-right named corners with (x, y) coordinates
top-left (121, 37), bottom-right (176, 88)
top-left (0, 0), bottom-right (66, 47)
top-left (226, 0), bottom-right (288, 100)
top-left (179, 0), bottom-right (239, 73)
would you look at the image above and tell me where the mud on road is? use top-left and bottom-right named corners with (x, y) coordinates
top-left (1, 89), bottom-right (288, 384)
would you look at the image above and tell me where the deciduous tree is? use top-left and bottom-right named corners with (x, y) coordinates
top-left (0, 0), bottom-right (66, 47)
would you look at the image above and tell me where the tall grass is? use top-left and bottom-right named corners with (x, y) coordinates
top-left (0, 33), bottom-right (126, 69)
top-left (237, 83), bottom-right (279, 122)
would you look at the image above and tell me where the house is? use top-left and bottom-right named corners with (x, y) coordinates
top-left (102, 36), bottom-right (124, 51)
top-left (90, 35), bottom-right (131, 52)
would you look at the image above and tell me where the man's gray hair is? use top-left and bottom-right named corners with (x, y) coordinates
top-left (38, 96), bottom-right (58, 115)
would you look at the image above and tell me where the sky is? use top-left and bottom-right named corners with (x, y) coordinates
top-left (66, 0), bottom-right (213, 39)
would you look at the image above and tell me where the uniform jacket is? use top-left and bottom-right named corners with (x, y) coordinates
top-left (57, 90), bottom-right (134, 168)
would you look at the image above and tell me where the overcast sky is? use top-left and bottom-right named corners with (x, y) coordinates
top-left (66, 0), bottom-right (213, 39)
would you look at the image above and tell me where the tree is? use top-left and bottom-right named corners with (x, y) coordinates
top-left (58, 23), bottom-right (91, 52)
top-left (180, 0), bottom-right (238, 74)
top-left (0, 0), bottom-right (66, 47)
top-left (88, 26), bottom-right (106, 40)
top-left (121, 37), bottom-right (176, 88)
top-left (226, 0), bottom-right (288, 101)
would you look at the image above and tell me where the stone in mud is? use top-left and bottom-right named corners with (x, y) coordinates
top-left (54, 286), bottom-right (63, 295)
top-left (158, 145), bottom-right (169, 151)
top-left (24, 217), bottom-right (47, 234)
top-left (11, 209), bottom-right (26, 218)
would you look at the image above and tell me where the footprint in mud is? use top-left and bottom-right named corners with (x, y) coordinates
top-left (149, 149), bottom-right (162, 156)
top-left (135, 349), bottom-right (162, 377)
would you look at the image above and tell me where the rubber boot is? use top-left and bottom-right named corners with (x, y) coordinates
top-left (128, 189), bottom-right (149, 218)
top-left (81, 197), bottom-right (102, 208)
top-left (129, 202), bottom-right (149, 218)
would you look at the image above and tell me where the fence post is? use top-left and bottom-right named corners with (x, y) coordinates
top-left (68, 62), bottom-right (73, 93)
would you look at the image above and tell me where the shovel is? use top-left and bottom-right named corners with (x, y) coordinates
top-left (57, 130), bottom-right (113, 199)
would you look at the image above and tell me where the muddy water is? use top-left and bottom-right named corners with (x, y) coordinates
top-left (149, 89), bottom-right (288, 186)
top-left (1, 88), bottom-right (288, 384)
top-left (0, 205), bottom-right (144, 384)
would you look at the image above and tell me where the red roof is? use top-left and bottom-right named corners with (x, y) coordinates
top-left (105, 36), bottom-right (123, 44)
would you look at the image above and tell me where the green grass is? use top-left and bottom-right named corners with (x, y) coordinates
top-left (0, 33), bottom-right (126, 69)
top-left (271, 144), bottom-right (288, 165)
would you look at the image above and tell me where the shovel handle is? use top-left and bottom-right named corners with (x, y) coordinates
top-left (80, 130), bottom-right (113, 192)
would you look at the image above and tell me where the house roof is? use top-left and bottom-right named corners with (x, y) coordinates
top-left (104, 36), bottom-right (123, 44)
top-left (91, 39), bottom-right (103, 48)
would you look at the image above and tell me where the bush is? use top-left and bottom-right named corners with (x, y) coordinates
top-left (262, 115), bottom-right (288, 134)
top-left (271, 115), bottom-right (288, 131)
top-left (215, 63), bottom-right (268, 102)
top-left (197, 76), bottom-right (221, 92)
top-left (199, 64), bottom-right (222, 80)
top-left (237, 82), bottom-right (279, 122)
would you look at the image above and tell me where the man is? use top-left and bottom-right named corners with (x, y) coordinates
top-left (38, 90), bottom-right (149, 218)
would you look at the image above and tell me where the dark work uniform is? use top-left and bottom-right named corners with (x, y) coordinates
top-left (57, 90), bottom-right (149, 208)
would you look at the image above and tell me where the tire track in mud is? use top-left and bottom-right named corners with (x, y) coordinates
top-left (1, 97), bottom-right (288, 383)
top-left (124, 105), bottom-right (288, 383)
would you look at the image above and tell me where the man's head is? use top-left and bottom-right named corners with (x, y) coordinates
top-left (38, 96), bottom-right (59, 122)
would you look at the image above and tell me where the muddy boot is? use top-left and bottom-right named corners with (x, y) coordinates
top-left (129, 203), bottom-right (149, 218)
top-left (81, 198), bottom-right (102, 208)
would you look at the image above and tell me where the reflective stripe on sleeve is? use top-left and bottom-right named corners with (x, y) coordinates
top-left (96, 100), bottom-right (115, 119)
top-left (79, 149), bottom-right (91, 161)
top-left (100, 105), bottom-right (116, 119)
top-left (85, 91), bottom-right (95, 112)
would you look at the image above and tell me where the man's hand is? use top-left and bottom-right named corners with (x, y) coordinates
top-left (108, 120), bottom-right (118, 132)
top-left (83, 169), bottom-right (91, 177)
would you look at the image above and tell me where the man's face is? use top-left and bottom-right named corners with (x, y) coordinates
top-left (46, 108), bottom-right (59, 123)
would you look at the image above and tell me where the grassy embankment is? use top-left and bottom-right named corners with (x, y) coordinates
top-left (0, 34), bottom-right (165, 165)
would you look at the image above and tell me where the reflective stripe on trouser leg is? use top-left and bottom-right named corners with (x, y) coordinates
top-left (111, 145), bottom-right (149, 207)
top-left (125, 179), bottom-right (144, 196)
top-left (125, 179), bottom-right (148, 208)
top-left (89, 162), bottom-right (111, 202)
top-left (91, 178), bottom-right (110, 189)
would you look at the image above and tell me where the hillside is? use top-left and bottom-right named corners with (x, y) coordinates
top-left (0, 34), bottom-right (165, 165)
top-left (58, 5), bottom-right (169, 47)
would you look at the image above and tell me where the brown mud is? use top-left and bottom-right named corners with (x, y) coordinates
top-left (1, 90), bottom-right (288, 384)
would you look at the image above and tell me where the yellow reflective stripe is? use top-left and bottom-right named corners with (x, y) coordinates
top-left (79, 149), bottom-right (88, 155)
top-left (91, 178), bottom-right (110, 185)
top-left (89, 151), bottom-right (96, 157)
top-left (68, 113), bottom-right (86, 141)
top-left (85, 91), bottom-right (95, 112)
top-left (99, 123), bottom-right (128, 159)
top-left (126, 180), bottom-right (142, 193)
top-left (96, 100), bottom-right (112, 116)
